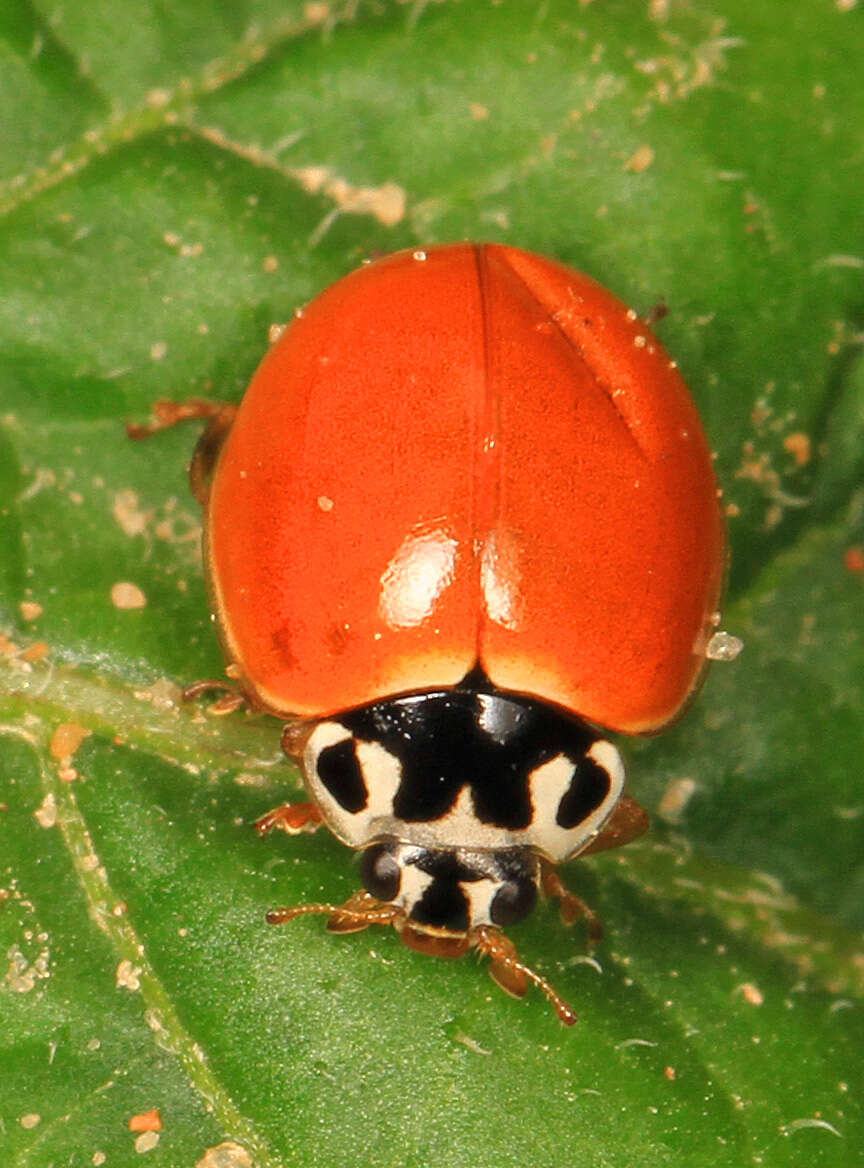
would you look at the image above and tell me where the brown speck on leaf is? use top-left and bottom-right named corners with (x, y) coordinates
top-left (735, 982), bottom-right (765, 1006)
top-left (20, 641), bottom-right (49, 663)
top-left (129, 1109), bottom-right (163, 1133)
top-left (470, 102), bottom-right (489, 120)
top-left (150, 341), bottom-right (167, 361)
top-left (664, 1065), bottom-right (676, 1081)
top-left (625, 144), bottom-right (655, 172)
top-left (111, 581), bottom-right (147, 609)
top-left (263, 255), bottom-right (279, 272)
top-left (782, 431), bottom-right (811, 467)
top-left (0, 632), bottom-right (20, 656)
top-left (20, 1114), bottom-right (41, 1130)
top-left (19, 600), bottom-right (43, 621)
top-left (305, 2), bottom-right (331, 22)
top-left (734, 447), bottom-right (780, 494)
top-left (50, 722), bottom-right (91, 761)
top-left (844, 546), bottom-right (864, 575)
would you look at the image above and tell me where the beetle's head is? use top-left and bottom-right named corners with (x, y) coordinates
top-left (359, 840), bottom-right (539, 955)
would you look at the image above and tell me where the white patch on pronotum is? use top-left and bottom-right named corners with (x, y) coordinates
top-left (395, 861), bottom-right (434, 914)
top-left (461, 878), bottom-right (501, 926)
top-left (305, 725), bottom-right (404, 849)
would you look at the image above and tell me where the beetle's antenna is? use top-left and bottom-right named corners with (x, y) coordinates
top-left (266, 892), bottom-right (402, 933)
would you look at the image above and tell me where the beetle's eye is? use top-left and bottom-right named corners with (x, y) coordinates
top-left (360, 845), bottom-right (401, 901)
top-left (490, 878), bottom-right (537, 926)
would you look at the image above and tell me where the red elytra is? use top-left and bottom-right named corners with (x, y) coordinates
top-left (207, 243), bottom-right (724, 734)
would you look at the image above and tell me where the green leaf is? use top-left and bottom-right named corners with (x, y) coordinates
top-left (2, 2), bottom-right (862, 1166)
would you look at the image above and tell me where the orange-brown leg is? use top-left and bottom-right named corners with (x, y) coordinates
top-left (127, 398), bottom-right (237, 504)
top-left (539, 798), bottom-right (650, 944)
top-left (579, 795), bottom-right (650, 857)
top-left (473, 925), bottom-right (578, 1026)
top-left (255, 801), bottom-right (323, 837)
top-left (266, 890), bottom-right (404, 935)
top-left (540, 861), bottom-right (603, 944)
top-left (182, 678), bottom-right (248, 715)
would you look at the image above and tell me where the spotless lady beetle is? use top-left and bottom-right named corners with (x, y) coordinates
top-left (131, 244), bottom-right (726, 1024)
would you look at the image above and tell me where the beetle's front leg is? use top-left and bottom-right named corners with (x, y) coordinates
top-left (255, 801), bottom-right (323, 837)
top-left (266, 889), bottom-right (403, 934)
top-left (540, 860), bottom-right (603, 944)
top-left (181, 678), bottom-right (248, 715)
top-left (127, 397), bottom-right (237, 504)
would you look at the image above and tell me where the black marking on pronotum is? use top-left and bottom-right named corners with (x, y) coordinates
top-left (556, 756), bottom-right (612, 829)
top-left (316, 738), bottom-right (368, 813)
top-left (411, 879), bottom-right (469, 931)
top-left (337, 682), bottom-right (606, 830)
top-left (360, 841), bottom-right (542, 929)
top-left (405, 851), bottom-right (484, 932)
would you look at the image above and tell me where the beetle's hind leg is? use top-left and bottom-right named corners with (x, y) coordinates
top-left (127, 398), bottom-right (237, 504)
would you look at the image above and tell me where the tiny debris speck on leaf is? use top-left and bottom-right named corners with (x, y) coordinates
top-left (129, 1109), bottom-right (163, 1133)
top-left (196, 1141), bottom-right (254, 1168)
top-left (625, 144), bottom-right (655, 172)
top-left (111, 581), bottom-right (147, 609)
top-left (134, 1130), bottom-right (160, 1153)
top-left (50, 722), bottom-right (91, 761)
top-left (735, 982), bottom-right (765, 1006)
top-left (116, 959), bottom-right (142, 991)
top-left (33, 792), bottom-right (57, 829)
